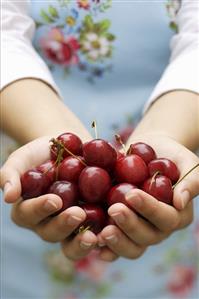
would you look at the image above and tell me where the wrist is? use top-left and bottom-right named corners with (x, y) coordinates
top-left (1, 79), bottom-right (92, 144)
top-left (130, 91), bottom-right (199, 151)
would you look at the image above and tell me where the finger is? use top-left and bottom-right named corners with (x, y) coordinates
top-left (0, 137), bottom-right (50, 203)
top-left (11, 194), bottom-right (63, 228)
top-left (126, 189), bottom-right (181, 233)
top-left (173, 158), bottom-right (199, 210)
top-left (99, 225), bottom-right (146, 259)
top-left (0, 165), bottom-right (21, 203)
top-left (177, 201), bottom-right (194, 230)
top-left (108, 203), bottom-right (167, 246)
top-left (61, 230), bottom-right (97, 260)
top-left (98, 247), bottom-right (118, 262)
top-left (35, 206), bottom-right (86, 242)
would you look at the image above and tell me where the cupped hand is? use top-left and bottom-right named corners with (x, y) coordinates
top-left (97, 134), bottom-right (199, 261)
top-left (0, 136), bottom-right (97, 260)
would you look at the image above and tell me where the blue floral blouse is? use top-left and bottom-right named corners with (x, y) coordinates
top-left (1, 1), bottom-right (199, 299)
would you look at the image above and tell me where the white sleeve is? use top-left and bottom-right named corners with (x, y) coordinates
top-left (144, 0), bottom-right (199, 112)
top-left (1, 0), bottom-right (60, 94)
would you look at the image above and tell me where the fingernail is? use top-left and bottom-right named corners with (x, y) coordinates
top-left (98, 242), bottom-right (106, 247)
top-left (67, 215), bottom-right (82, 226)
top-left (110, 212), bottom-right (125, 224)
top-left (4, 182), bottom-right (12, 195)
top-left (105, 235), bottom-right (118, 244)
top-left (181, 190), bottom-right (190, 209)
top-left (44, 199), bottom-right (59, 213)
top-left (80, 241), bottom-right (93, 249)
top-left (125, 191), bottom-right (134, 201)
top-left (126, 192), bottom-right (141, 208)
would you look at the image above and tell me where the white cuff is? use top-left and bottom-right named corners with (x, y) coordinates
top-left (144, 48), bottom-right (199, 113)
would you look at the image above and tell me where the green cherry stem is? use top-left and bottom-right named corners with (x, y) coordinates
top-left (92, 120), bottom-right (98, 139)
top-left (149, 171), bottom-right (160, 189)
top-left (172, 163), bottom-right (199, 189)
top-left (115, 134), bottom-right (126, 154)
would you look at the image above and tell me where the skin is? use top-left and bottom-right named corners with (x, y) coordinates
top-left (1, 81), bottom-right (199, 261)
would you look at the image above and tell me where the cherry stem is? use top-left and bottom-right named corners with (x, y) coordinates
top-left (92, 120), bottom-right (98, 139)
top-left (63, 145), bottom-right (87, 166)
top-left (115, 134), bottom-right (126, 154)
top-left (78, 225), bottom-right (91, 234)
top-left (50, 138), bottom-right (87, 167)
top-left (149, 171), bottom-right (160, 189)
top-left (172, 163), bottom-right (199, 189)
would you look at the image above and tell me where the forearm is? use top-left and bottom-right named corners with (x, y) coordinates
top-left (0, 79), bottom-right (91, 144)
top-left (128, 91), bottom-right (199, 151)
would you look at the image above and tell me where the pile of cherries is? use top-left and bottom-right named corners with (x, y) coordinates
top-left (21, 131), bottom-right (181, 234)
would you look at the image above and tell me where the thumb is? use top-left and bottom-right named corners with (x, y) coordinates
top-left (173, 161), bottom-right (199, 210)
top-left (0, 164), bottom-right (21, 203)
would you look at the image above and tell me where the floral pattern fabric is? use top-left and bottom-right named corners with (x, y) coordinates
top-left (2, 1), bottom-right (199, 299)
top-left (34, 0), bottom-right (115, 82)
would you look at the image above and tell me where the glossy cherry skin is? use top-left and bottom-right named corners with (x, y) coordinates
top-left (58, 156), bottom-right (85, 183)
top-left (48, 181), bottom-right (79, 215)
top-left (142, 175), bottom-right (173, 205)
top-left (127, 142), bottom-right (157, 164)
top-left (37, 160), bottom-right (56, 183)
top-left (107, 183), bottom-right (137, 207)
top-left (148, 158), bottom-right (180, 184)
top-left (117, 151), bottom-right (125, 160)
top-left (79, 166), bottom-right (112, 203)
top-left (79, 203), bottom-right (106, 234)
top-left (115, 154), bottom-right (148, 185)
top-left (51, 132), bottom-right (83, 160)
top-left (83, 139), bottom-right (117, 170)
top-left (21, 169), bottom-right (50, 199)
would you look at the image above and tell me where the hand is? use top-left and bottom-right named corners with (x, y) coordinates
top-left (0, 136), bottom-right (97, 260)
top-left (97, 134), bottom-right (199, 261)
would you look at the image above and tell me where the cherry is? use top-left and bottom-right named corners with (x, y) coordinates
top-left (79, 203), bottom-right (106, 234)
top-left (58, 156), bottom-right (85, 183)
top-left (21, 169), bottom-right (50, 199)
top-left (79, 166), bottom-right (111, 203)
top-left (148, 158), bottom-right (180, 184)
top-left (37, 160), bottom-right (56, 183)
top-left (51, 132), bottom-right (83, 160)
top-left (142, 175), bottom-right (173, 205)
top-left (115, 154), bottom-right (148, 185)
top-left (48, 180), bottom-right (79, 215)
top-left (107, 183), bottom-right (137, 207)
top-left (117, 151), bottom-right (125, 160)
top-left (83, 139), bottom-right (117, 170)
top-left (127, 142), bottom-right (156, 164)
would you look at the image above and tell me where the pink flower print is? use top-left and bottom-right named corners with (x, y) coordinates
top-left (41, 28), bottom-right (80, 66)
top-left (167, 265), bottom-right (197, 297)
top-left (74, 250), bottom-right (107, 281)
top-left (77, 0), bottom-right (90, 10)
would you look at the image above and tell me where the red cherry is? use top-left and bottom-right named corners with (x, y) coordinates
top-left (107, 183), bottom-right (137, 207)
top-left (117, 151), bottom-right (125, 160)
top-left (21, 169), bottom-right (50, 199)
top-left (115, 154), bottom-right (148, 185)
top-left (127, 142), bottom-right (156, 164)
top-left (106, 217), bottom-right (115, 226)
top-left (79, 203), bottom-right (106, 234)
top-left (51, 132), bottom-right (83, 160)
top-left (58, 156), bottom-right (85, 183)
top-left (79, 166), bottom-right (112, 203)
top-left (83, 139), bottom-right (117, 170)
top-left (142, 175), bottom-right (173, 205)
top-left (48, 181), bottom-right (79, 215)
top-left (148, 158), bottom-right (180, 184)
top-left (37, 160), bottom-right (56, 183)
